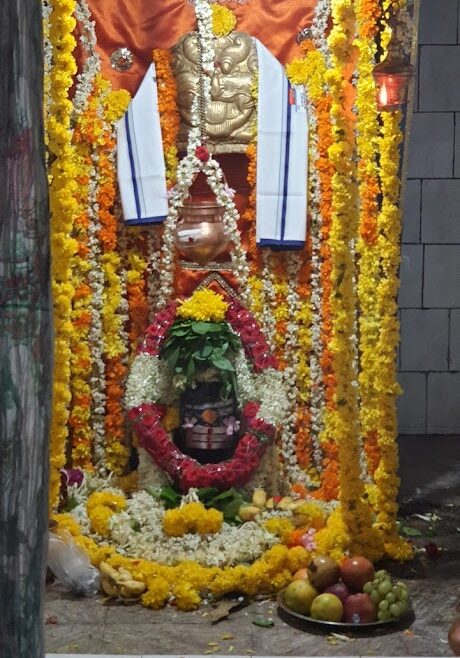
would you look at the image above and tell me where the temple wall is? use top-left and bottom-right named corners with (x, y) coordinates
top-left (398, 0), bottom-right (460, 433)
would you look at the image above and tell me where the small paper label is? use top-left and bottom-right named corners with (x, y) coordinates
top-left (294, 86), bottom-right (307, 113)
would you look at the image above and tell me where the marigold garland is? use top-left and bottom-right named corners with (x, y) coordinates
top-left (53, 511), bottom-right (310, 611)
top-left (322, 0), bottom-right (383, 558)
top-left (152, 49), bottom-right (180, 187)
top-left (355, 0), bottom-right (383, 479)
top-left (98, 83), bottom-right (131, 474)
top-left (48, 0), bottom-right (79, 510)
top-left (68, 85), bottom-right (100, 469)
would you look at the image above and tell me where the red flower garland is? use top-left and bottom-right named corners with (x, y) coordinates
top-left (127, 299), bottom-right (278, 491)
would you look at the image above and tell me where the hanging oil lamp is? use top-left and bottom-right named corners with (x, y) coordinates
top-left (372, 27), bottom-right (414, 112)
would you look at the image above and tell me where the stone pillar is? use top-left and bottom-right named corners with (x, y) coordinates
top-left (0, 0), bottom-right (51, 656)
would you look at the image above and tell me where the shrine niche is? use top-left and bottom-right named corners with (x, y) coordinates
top-left (44, 0), bottom-right (419, 613)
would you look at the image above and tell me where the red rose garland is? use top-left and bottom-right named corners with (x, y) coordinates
top-left (127, 299), bottom-right (278, 491)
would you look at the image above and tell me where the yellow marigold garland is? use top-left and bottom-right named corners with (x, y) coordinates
top-left (370, 0), bottom-right (413, 561)
top-left (355, 0), bottom-right (383, 479)
top-left (324, 0), bottom-right (383, 559)
top-left (53, 510), bottom-right (310, 610)
top-left (47, 0), bottom-right (79, 510)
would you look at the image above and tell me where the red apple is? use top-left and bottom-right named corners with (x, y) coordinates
top-left (340, 556), bottom-right (375, 592)
top-left (343, 593), bottom-right (377, 624)
top-left (324, 582), bottom-right (351, 605)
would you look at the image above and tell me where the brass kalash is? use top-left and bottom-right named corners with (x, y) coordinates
top-left (171, 31), bottom-right (257, 457)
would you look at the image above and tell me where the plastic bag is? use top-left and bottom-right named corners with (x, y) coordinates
top-left (47, 532), bottom-right (100, 596)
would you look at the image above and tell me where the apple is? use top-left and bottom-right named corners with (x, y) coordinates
top-left (340, 556), bottom-right (375, 592)
top-left (324, 581), bottom-right (351, 605)
top-left (343, 593), bottom-right (377, 624)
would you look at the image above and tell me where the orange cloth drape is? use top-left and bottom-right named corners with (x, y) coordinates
top-left (88, 0), bottom-right (317, 95)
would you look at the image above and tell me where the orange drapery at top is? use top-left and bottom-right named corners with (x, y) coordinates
top-left (87, 0), bottom-right (318, 95)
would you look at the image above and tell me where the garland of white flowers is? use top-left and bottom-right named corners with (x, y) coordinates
top-left (157, 0), bottom-right (251, 308)
top-left (42, 0), bottom-right (53, 130)
top-left (73, 0), bottom-right (101, 118)
top-left (279, 253), bottom-right (311, 487)
top-left (311, 0), bottom-right (332, 63)
top-left (305, 103), bottom-right (325, 472)
top-left (146, 231), bottom-right (163, 321)
top-left (86, 100), bottom-right (107, 468)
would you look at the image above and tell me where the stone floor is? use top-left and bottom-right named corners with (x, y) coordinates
top-left (45, 435), bottom-right (460, 656)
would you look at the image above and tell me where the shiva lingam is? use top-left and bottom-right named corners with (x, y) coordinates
top-left (174, 199), bottom-right (231, 265)
top-left (179, 374), bottom-right (240, 462)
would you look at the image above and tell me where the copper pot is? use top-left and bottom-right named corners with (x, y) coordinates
top-left (174, 200), bottom-right (231, 265)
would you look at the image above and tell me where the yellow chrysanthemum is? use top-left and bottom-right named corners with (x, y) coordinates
top-left (177, 289), bottom-right (229, 322)
top-left (163, 502), bottom-right (223, 537)
top-left (211, 5), bottom-right (237, 38)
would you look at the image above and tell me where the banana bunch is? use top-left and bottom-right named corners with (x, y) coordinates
top-left (99, 561), bottom-right (146, 599)
top-left (238, 490), bottom-right (305, 522)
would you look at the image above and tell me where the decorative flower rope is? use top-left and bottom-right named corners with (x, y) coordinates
top-left (322, 0), bottom-right (382, 558)
top-left (355, 0), bottom-right (383, 480)
top-left (47, 0), bottom-right (79, 510)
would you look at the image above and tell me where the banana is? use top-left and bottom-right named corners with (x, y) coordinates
top-left (101, 577), bottom-right (119, 598)
top-left (238, 505), bottom-right (261, 522)
top-left (119, 580), bottom-right (146, 597)
top-left (99, 561), bottom-right (119, 581)
top-left (277, 496), bottom-right (293, 510)
top-left (252, 488), bottom-right (267, 508)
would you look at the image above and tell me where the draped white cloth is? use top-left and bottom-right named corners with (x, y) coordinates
top-left (117, 43), bottom-right (309, 248)
top-left (117, 63), bottom-right (168, 225)
top-left (254, 39), bottom-right (309, 249)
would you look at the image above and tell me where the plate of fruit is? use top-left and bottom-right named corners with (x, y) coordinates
top-left (278, 555), bottom-right (413, 629)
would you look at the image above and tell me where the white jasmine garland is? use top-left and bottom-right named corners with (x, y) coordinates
top-left (156, 0), bottom-right (251, 308)
top-left (86, 152), bottom-right (107, 470)
top-left (305, 102), bottom-right (325, 471)
top-left (311, 0), bottom-right (332, 63)
top-left (125, 353), bottom-right (178, 409)
top-left (73, 0), bottom-right (101, 118)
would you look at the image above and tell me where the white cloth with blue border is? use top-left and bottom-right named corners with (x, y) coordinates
top-left (117, 45), bottom-right (309, 248)
top-left (254, 39), bottom-right (309, 250)
top-left (117, 62), bottom-right (168, 225)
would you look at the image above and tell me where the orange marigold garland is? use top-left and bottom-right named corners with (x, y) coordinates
top-left (98, 84), bottom-right (131, 474)
top-left (152, 49), bottom-right (180, 187)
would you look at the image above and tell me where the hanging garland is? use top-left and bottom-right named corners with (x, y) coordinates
top-left (319, 0), bottom-right (383, 559)
top-left (47, 0), bottom-right (79, 510)
top-left (355, 0), bottom-right (383, 479)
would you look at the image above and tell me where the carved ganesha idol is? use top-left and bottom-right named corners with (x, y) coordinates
top-left (172, 32), bottom-right (258, 154)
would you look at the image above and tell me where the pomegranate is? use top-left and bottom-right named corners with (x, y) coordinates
top-left (307, 555), bottom-right (340, 591)
top-left (340, 556), bottom-right (375, 592)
